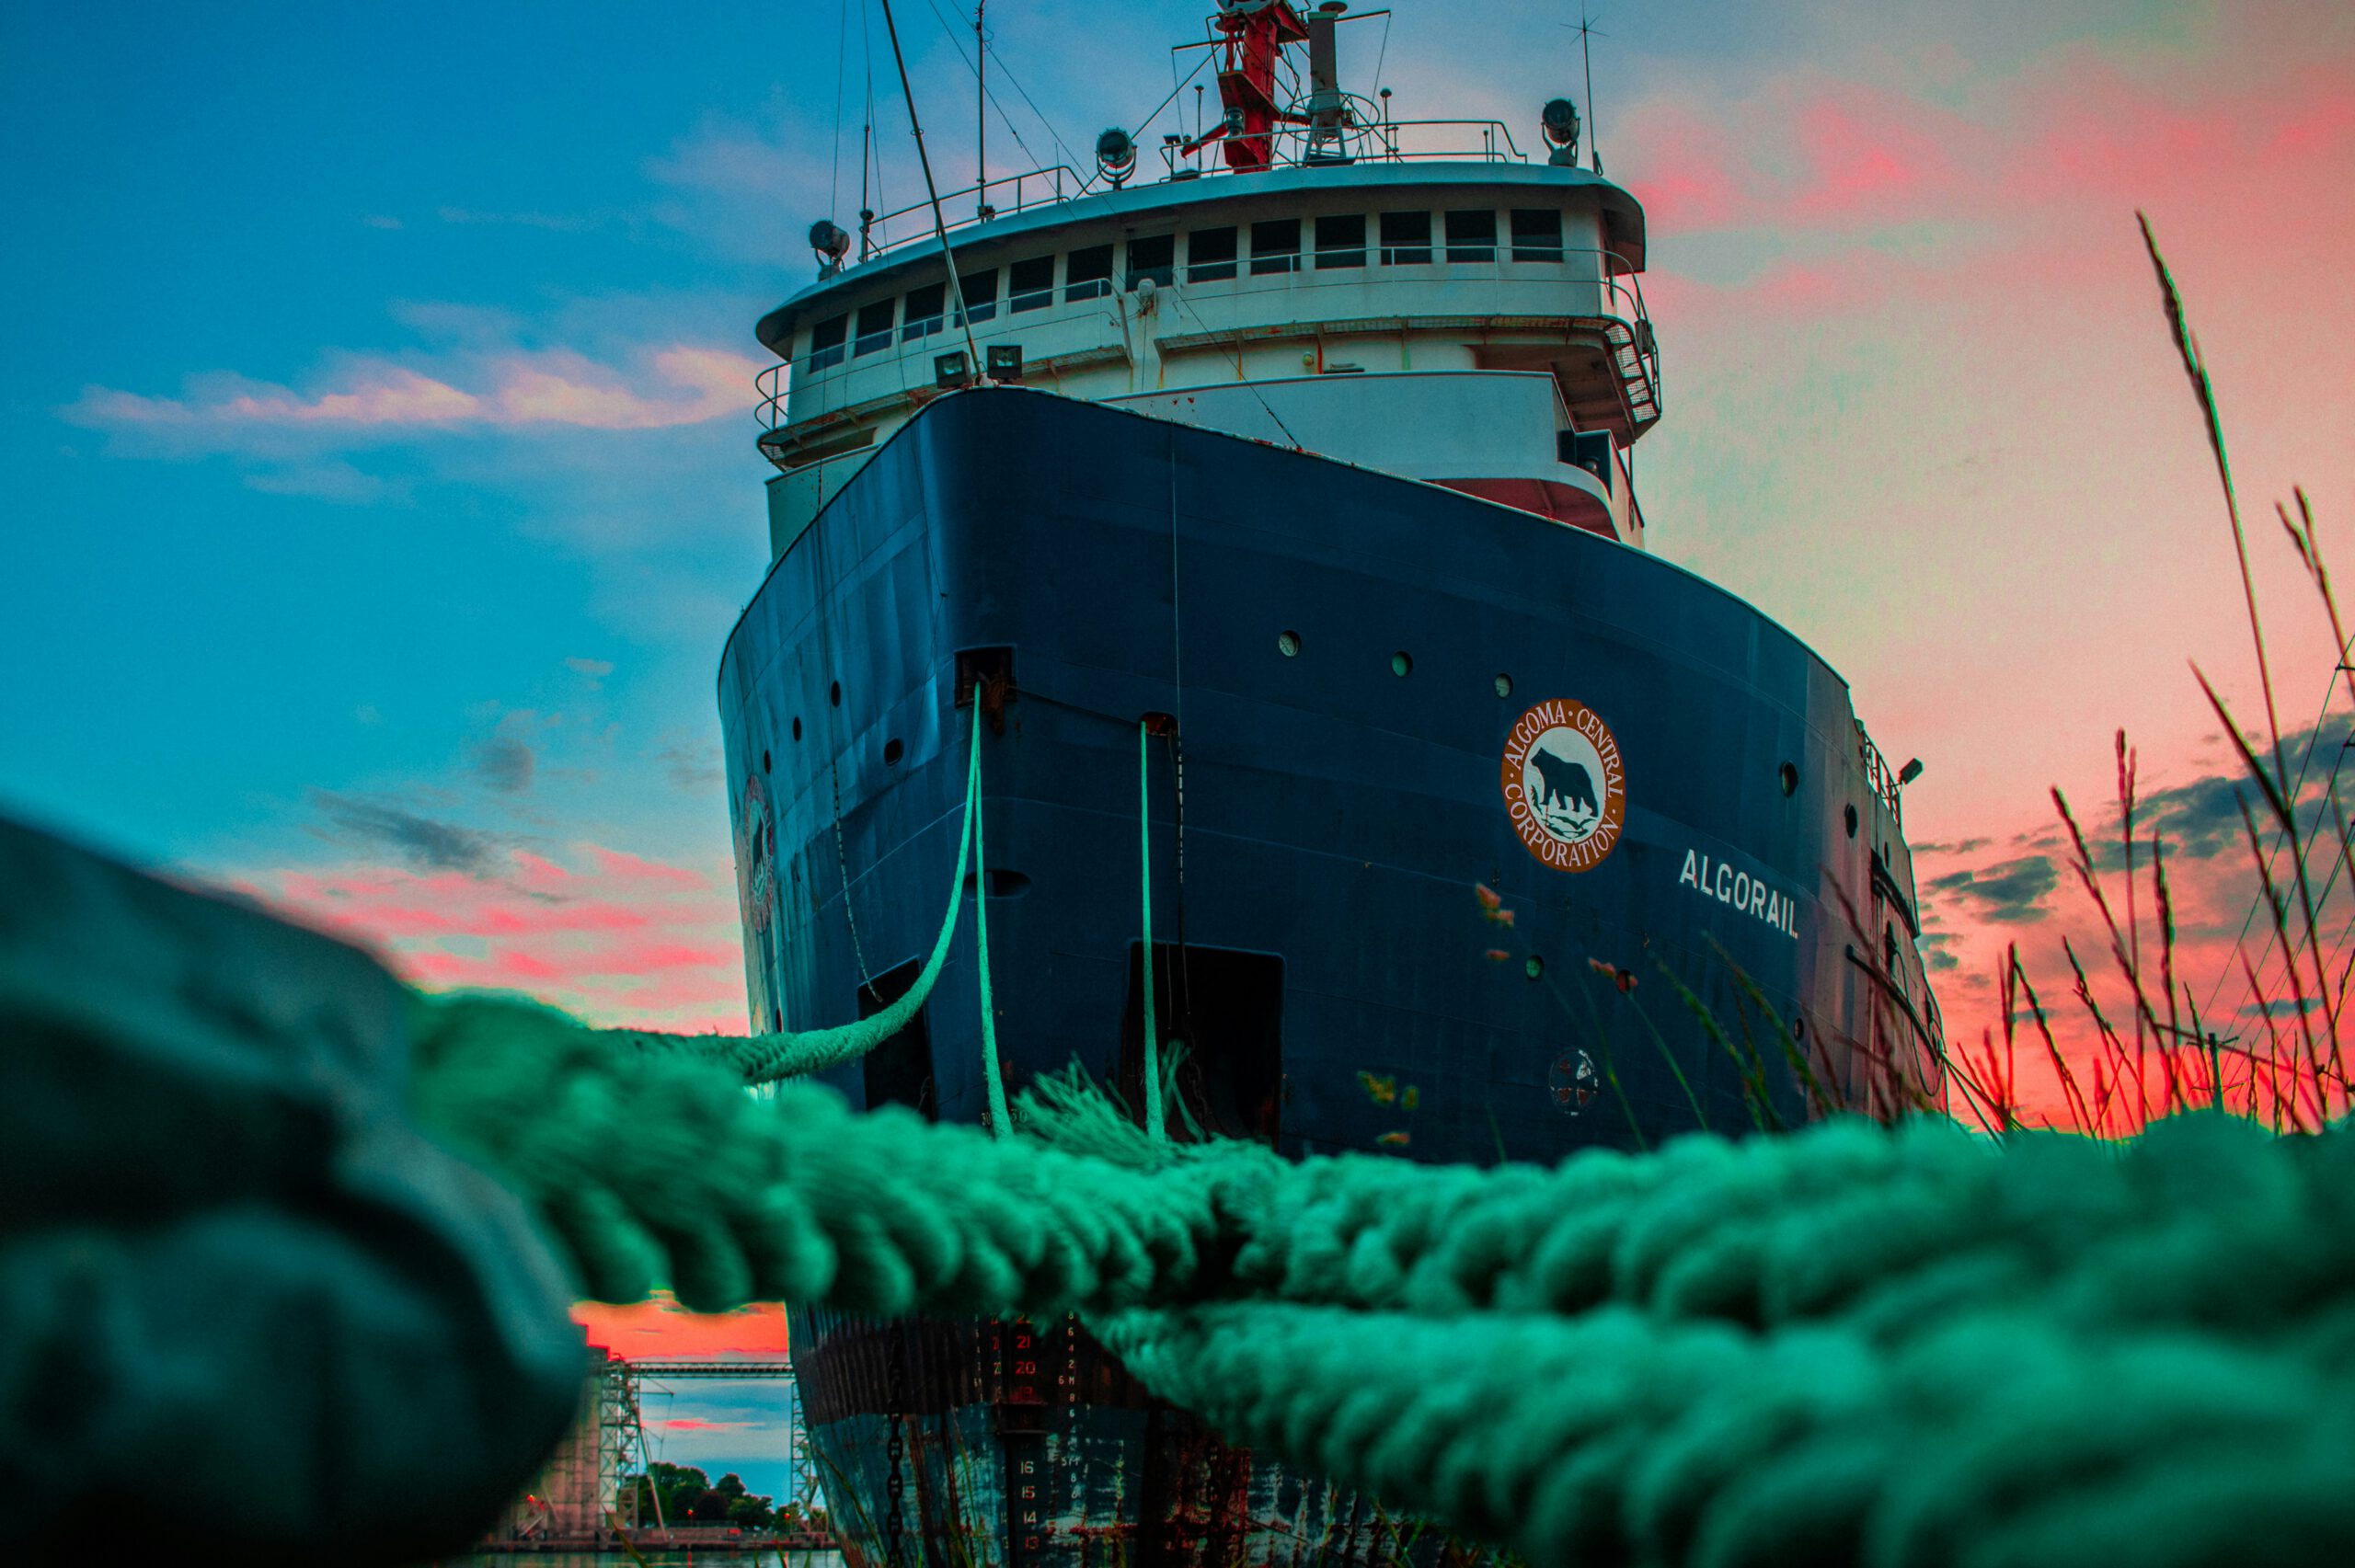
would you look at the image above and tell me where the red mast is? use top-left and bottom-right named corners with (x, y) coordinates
top-left (1180, 0), bottom-right (1314, 173)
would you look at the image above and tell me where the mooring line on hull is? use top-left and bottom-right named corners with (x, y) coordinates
top-left (1141, 718), bottom-right (1165, 1142)
top-left (725, 703), bottom-right (987, 1084)
top-left (972, 702), bottom-right (1010, 1135)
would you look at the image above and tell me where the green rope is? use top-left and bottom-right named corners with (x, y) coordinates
top-left (722, 704), bottom-right (983, 1084)
top-left (1140, 720), bottom-right (1164, 1141)
top-left (972, 702), bottom-right (1009, 1135)
top-left (403, 1003), bottom-right (2355, 1566)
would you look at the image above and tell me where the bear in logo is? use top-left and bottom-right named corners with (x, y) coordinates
top-left (1528, 748), bottom-right (1598, 819)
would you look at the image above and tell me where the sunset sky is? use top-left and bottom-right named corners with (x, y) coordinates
top-left (5, 0), bottom-right (2352, 1496)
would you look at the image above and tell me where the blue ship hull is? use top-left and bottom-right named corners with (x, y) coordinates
top-left (718, 387), bottom-right (1936, 1562)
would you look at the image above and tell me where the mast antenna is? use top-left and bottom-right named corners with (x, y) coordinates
top-left (876, 0), bottom-right (986, 381)
top-left (1569, 2), bottom-right (1605, 175)
top-left (975, 1), bottom-right (989, 219)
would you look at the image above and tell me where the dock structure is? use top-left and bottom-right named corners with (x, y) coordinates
top-left (481, 1353), bottom-right (824, 1551)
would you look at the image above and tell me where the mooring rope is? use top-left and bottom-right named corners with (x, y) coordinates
top-left (720, 703), bottom-right (985, 1084)
top-left (1140, 718), bottom-right (1165, 1141)
top-left (973, 720), bottom-right (1009, 1135)
top-left (408, 993), bottom-right (1227, 1316)
top-left (401, 1001), bottom-right (2355, 1563)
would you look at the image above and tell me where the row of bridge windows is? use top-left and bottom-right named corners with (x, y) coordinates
top-left (803, 207), bottom-right (1579, 371)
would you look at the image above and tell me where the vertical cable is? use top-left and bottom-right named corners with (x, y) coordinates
top-left (971, 700), bottom-right (1009, 1134)
top-left (1141, 720), bottom-right (1163, 1140)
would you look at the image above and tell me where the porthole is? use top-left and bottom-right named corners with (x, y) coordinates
top-left (1391, 651), bottom-right (1414, 677)
top-left (772, 1005), bottom-right (783, 1033)
top-left (1278, 630), bottom-right (1302, 657)
top-left (762, 749), bottom-right (772, 774)
top-left (1779, 761), bottom-right (1798, 797)
top-left (883, 738), bottom-right (904, 766)
top-left (792, 716), bottom-right (803, 741)
top-left (1792, 1015), bottom-right (1807, 1042)
top-left (1844, 803), bottom-right (1859, 838)
top-left (1494, 673), bottom-right (1513, 698)
top-left (1525, 955), bottom-right (1544, 981)
top-left (830, 681), bottom-right (842, 707)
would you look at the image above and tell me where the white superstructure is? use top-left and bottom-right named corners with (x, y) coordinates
top-left (751, 6), bottom-right (1662, 562)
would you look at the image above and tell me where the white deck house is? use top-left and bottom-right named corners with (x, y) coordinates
top-left (752, 156), bottom-right (1661, 563)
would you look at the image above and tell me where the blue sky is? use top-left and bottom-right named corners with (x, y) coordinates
top-left (6, 0), bottom-right (2352, 1510)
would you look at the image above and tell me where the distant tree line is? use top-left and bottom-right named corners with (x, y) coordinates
top-left (626, 1462), bottom-right (792, 1529)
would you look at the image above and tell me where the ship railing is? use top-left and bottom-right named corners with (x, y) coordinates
top-left (856, 165), bottom-right (1091, 262)
top-left (1294, 116), bottom-right (1531, 166)
top-left (756, 362), bottom-right (787, 432)
top-left (850, 117), bottom-right (1538, 262)
top-left (1858, 725), bottom-right (1904, 832)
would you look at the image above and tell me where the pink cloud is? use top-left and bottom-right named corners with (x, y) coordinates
top-left (245, 841), bottom-right (747, 1034)
top-left (69, 344), bottom-right (764, 438)
top-left (584, 842), bottom-right (707, 890)
top-left (1615, 51), bottom-right (2355, 320)
top-left (657, 1417), bottom-right (752, 1432)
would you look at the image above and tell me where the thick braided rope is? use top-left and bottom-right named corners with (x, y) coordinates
top-left (410, 993), bottom-right (2355, 1563)
top-left (1192, 1114), bottom-right (2355, 1338)
top-left (407, 992), bottom-right (1234, 1315)
top-left (415, 990), bottom-right (2355, 1350)
top-left (1091, 1298), bottom-right (2355, 1568)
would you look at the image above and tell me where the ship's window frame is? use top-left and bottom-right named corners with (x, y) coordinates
top-left (1314, 212), bottom-right (1366, 269)
top-left (901, 280), bottom-right (947, 344)
top-left (957, 266), bottom-right (999, 325)
top-left (1248, 216), bottom-right (1302, 275)
top-left (1444, 208), bottom-right (1498, 264)
top-left (951, 266), bottom-right (998, 322)
top-left (1186, 224), bottom-right (1238, 281)
top-left (1009, 255), bottom-right (1056, 313)
top-left (1066, 242), bottom-right (1115, 301)
top-left (1378, 210), bottom-right (1431, 265)
top-left (1126, 233), bottom-right (1176, 289)
top-left (807, 312), bottom-right (849, 371)
top-left (853, 298), bottom-right (897, 357)
top-left (1511, 207), bottom-right (1565, 263)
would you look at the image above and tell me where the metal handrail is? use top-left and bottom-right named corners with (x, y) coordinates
top-left (857, 165), bottom-right (1089, 261)
top-left (851, 118), bottom-right (1545, 264)
top-left (1858, 725), bottom-right (1905, 832)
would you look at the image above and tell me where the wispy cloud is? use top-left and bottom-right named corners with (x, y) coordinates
top-left (308, 792), bottom-right (507, 876)
top-left (1925, 853), bottom-right (2061, 924)
top-left (70, 344), bottom-right (763, 441)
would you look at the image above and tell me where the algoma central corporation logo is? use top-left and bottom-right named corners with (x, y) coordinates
top-left (1500, 698), bottom-right (1626, 872)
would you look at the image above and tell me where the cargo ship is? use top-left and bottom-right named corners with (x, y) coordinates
top-left (718, 4), bottom-right (1941, 1560)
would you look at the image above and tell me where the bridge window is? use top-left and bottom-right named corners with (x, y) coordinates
top-left (1379, 211), bottom-right (1431, 265)
top-left (1067, 243), bottom-right (1115, 301)
top-left (1009, 255), bottom-right (1055, 313)
top-left (1314, 213), bottom-right (1365, 269)
top-left (1511, 208), bottom-right (1564, 262)
top-left (853, 299), bottom-right (896, 357)
top-left (1187, 225), bottom-right (1238, 281)
top-left (1445, 209), bottom-right (1497, 263)
top-left (807, 313), bottom-right (848, 371)
top-left (1127, 234), bottom-right (1176, 289)
top-left (902, 281), bottom-right (946, 344)
top-left (958, 267), bottom-right (998, 325)
top-left (1249, 217), bottom-right (1302, 275)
